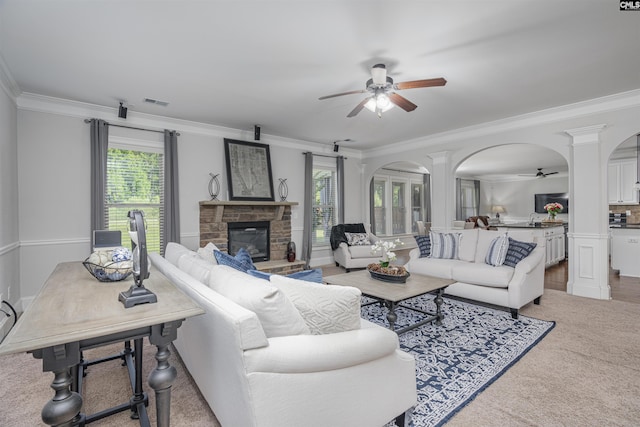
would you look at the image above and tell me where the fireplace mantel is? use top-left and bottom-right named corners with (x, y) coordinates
top-left (199, 200), bottom-right (298, 222)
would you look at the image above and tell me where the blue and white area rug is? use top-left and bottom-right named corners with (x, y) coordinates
top-left (364, 295), bottom-right (555, 427)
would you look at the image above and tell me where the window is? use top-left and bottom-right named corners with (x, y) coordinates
top-left (459, 179), bottom-right (479, 220)
top-left (372, 173), bottom-right (427, 236)
top-left (105, 140), bottom-right (164, 253)
top-left (312, 166), bottom-right (337, 246)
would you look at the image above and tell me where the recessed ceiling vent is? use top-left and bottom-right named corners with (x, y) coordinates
top-left (143, 98), bottom-right (169, 107)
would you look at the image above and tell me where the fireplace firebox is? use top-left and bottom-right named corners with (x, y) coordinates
top-left (228, 221), bottom-right (270, 262)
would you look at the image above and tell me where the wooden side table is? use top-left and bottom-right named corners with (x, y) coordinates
top-left (0, 262), bottom-right (204, 427)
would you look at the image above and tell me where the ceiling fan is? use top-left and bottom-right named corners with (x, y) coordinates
top-left (318, 64), bottom-right (446, 118)
top-left (519, 168), bottom-right (559, 178)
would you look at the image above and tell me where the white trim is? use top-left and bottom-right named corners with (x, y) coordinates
top-left (109, 135), bottom-right (163, 153)
top-left (20, 238), bottom-right (90, 247)
top-left (363, 89), bottom-right (640, 158)
top-left (0, 241), bottom-right (19, 256)
top-left (15, 92), bottom-right (363, 159)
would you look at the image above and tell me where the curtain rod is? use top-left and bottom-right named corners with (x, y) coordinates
top-left (381, 167), bottom-right (426, 175)
top-left (302, 152), bottom-right (347, 160)
top-left (84, 119), bottom-right (180, 136)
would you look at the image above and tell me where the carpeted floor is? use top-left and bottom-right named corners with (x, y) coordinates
top-left (1, 288), bottom-right (639, 426)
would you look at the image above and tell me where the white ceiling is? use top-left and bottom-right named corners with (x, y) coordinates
top-left (1, 1), bottom-right (639, 172)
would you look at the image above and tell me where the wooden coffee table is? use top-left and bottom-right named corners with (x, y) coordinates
top-left (324, 269), bottom-right (454, 334)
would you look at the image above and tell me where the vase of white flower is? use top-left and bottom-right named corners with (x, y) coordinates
top-left (368, 239), bottom-right (410, 283)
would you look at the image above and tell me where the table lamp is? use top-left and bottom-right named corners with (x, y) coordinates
top-left (119, 210), bottom-right (157, 308)
top-left (492, 205), bottom-right (505, 219)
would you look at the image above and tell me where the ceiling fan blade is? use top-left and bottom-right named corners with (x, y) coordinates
top-left (388, 93), bottom-right (418, 112)
top-left (347, 98), bottom-right (370, 118)
top-left (319, 89), bottom-right (367, 100)
top-left (395, 77), bottom-right (447, 90)
top-left (544, 171), bottom-right (559, 176)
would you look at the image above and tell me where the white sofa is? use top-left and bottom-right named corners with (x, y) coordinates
top-left (150, 242), bottom-right (417, 427)
top-left (407, 228), bottom-right (545, 318)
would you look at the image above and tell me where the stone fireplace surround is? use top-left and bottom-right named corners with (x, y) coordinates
top-left (199, 200), bottom-right (305, 274)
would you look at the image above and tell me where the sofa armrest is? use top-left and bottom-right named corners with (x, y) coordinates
top-left (243, 320), bottom-right (400, 374)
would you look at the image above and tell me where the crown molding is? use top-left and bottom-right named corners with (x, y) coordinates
top-left (363, 89), bottom-right (640, 159)
top-left (16, 92), bottom-right (362, 159)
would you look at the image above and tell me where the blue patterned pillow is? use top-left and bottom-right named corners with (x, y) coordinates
top-left (429, 231), bottom-right (461, 260)
top-left (485, 235), bottom-right (509, 267)
top-left (247, 268), bottom-right (323, 283)
top-left (503, 238), bottom-right (537, 268)
top-left (214, 248), bottom-right (256, 272)
top-left (414, 235), bottom-right (431, 258)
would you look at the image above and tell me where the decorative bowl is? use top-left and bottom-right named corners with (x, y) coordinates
top-left (83, 259), bottom-right (133, 282)
top-left (367, 264), bottom-right (410, 284)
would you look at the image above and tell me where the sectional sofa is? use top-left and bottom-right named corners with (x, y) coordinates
top-left (149, 242), bottom-right (417, 427)
top-left (407, 228), bottom-right (545, 318)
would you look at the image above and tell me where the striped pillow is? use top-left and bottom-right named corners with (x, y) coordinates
top-left (503, 238), bottom-right (537, 268)
top-left (429, 231), bottom-right (461, 260)
top-left (484, 235), bottom-right (509, 266)
top-left (414, 235), bottom-right (431, 258)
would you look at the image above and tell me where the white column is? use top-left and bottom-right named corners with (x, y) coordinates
top-left (427, 151), bottom-right (453, 231)
top-left (565, 124), bottom-right (610, 300)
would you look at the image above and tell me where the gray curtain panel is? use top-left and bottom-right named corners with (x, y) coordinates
top-left (423, 173), bottom-right (431, 222)
top-left (164, 130), bottom-right (180, 250)
top-left (474, 179), bottom-right (481, 216)
top-left (369, 177), bottom-right (376, 235)
top-left (336, 155), bottom-right (345, 225)
top-left (90, 119), bottom-right (108, 235)
top-left (455, 178), bottom-right (462, 220)
top-left (301, 152), bottom-right (313, 268)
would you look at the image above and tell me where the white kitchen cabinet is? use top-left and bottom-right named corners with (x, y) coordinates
top-left (608, 159), bottom-right (639, 205)
top-left (543, 226), bottom-right (565, 267)
top-left (610, 228), bottom-right (640, 277)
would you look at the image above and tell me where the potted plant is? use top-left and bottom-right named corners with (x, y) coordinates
top-left (368, 239), bottom-right (409, 282)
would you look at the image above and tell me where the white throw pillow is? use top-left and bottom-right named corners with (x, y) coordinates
top-left (270, 275), bottom-right (362, 335)
top-left (484, 234), bottom-right (509, 267)
top-left (196, 242), bottom-right (219, 265)
top-left (208, 265), bottom-right (310, 338)
top-left (429, 231), bottom-right (461, 260)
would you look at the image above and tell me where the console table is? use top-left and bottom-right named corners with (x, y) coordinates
top-left (0, 262), bottom-right (204, 427)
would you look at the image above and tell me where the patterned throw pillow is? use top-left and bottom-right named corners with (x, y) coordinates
top-left (344, 232), bottom-right (370, 246)
top-left (213, 247), bottom-right (256, 272)
top-left (484, 235), bottom-right (509, 267)
top-left (414, 235), bottom-right (431, 258)
top-left (429, 231), bottom-right (461, 259)
top-left (503, 238), bottom-right (537, 268)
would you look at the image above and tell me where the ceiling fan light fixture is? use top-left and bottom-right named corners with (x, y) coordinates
top-left (371, 64), bottom-right (387, 85)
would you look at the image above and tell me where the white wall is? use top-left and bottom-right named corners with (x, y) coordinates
top-left (14, 97), bottom-right (364, 302)
top-left (0, 78), bottom-right (19, 307)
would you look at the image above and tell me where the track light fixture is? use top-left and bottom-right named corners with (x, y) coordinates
top-left (118, 102), bottom-right (128, 119)
top-left (254, 125), bottom-right (261, 141)
top-left (333, 142), bottom-right (339, 152)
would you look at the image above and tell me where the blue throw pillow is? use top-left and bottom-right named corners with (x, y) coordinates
top-left (214, 248), bottom-right (256, 272)
top-left (414, 235), bottom-right (431, 258)
top-left (503, 238), bottom-right (537, 268)
top-left (247, 268), bottom-right (323, 283)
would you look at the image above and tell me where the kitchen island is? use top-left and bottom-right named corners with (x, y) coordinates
top-left (498, 223), bottom-right (566, 268)
top-left (610, 226), bottom-right (640, 277)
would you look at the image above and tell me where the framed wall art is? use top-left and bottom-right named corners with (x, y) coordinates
top-left (224, 138), bottom-right (275, 201)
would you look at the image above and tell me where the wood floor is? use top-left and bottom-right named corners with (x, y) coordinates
top-left (545, 260), bottom-right (640, 305)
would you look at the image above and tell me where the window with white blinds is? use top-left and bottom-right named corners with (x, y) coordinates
top-left (105, 142), bottom-right (164, 254)
top-left (312, 166), bottom-right (337, 246)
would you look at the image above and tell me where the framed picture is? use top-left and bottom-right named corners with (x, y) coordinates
top-left (224, 138), bottom-right (275, 201)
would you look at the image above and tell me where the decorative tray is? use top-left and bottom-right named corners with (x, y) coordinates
top-left (367, 264), bottom-right (410, 284)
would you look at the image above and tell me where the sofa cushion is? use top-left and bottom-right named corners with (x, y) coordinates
top-left (196, 242), bottom-right (219, 264)
top-left (349, 244), bottom-right (380, 259)
top-left (407, 258), bottom-right (457, 280)
top-left (429, 231), bottom-right (461, 259)
top-left (344, 232), bottom-right (370, 246)
top-left (208, 265), bottom-right (310, 337)
top-left (484, 234), bottom-right (509, 267)
top-left (214, 248), bottom-right (256, 272)
top-left (270, 275), bottom-right (362, 335)
top-left (452, 262), bottom-right (514, 288)
top-left (457, 229), bottom-right (479, 262)
top-left (178, 252), bottom-right (217, 284)
top-left (165, 241), bottom-right (196, 266)
top-left (414, 235), bottom-right (431, 258)
top-left (247, 268), bottom-right (323, 283)
top-left (504, 238), bottom-right (537, 268)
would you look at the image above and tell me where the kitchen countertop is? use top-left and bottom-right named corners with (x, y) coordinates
top-left (497, 222), bottom-right (565, 229)
top-left (609, 224), bottom-right (640, 229)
